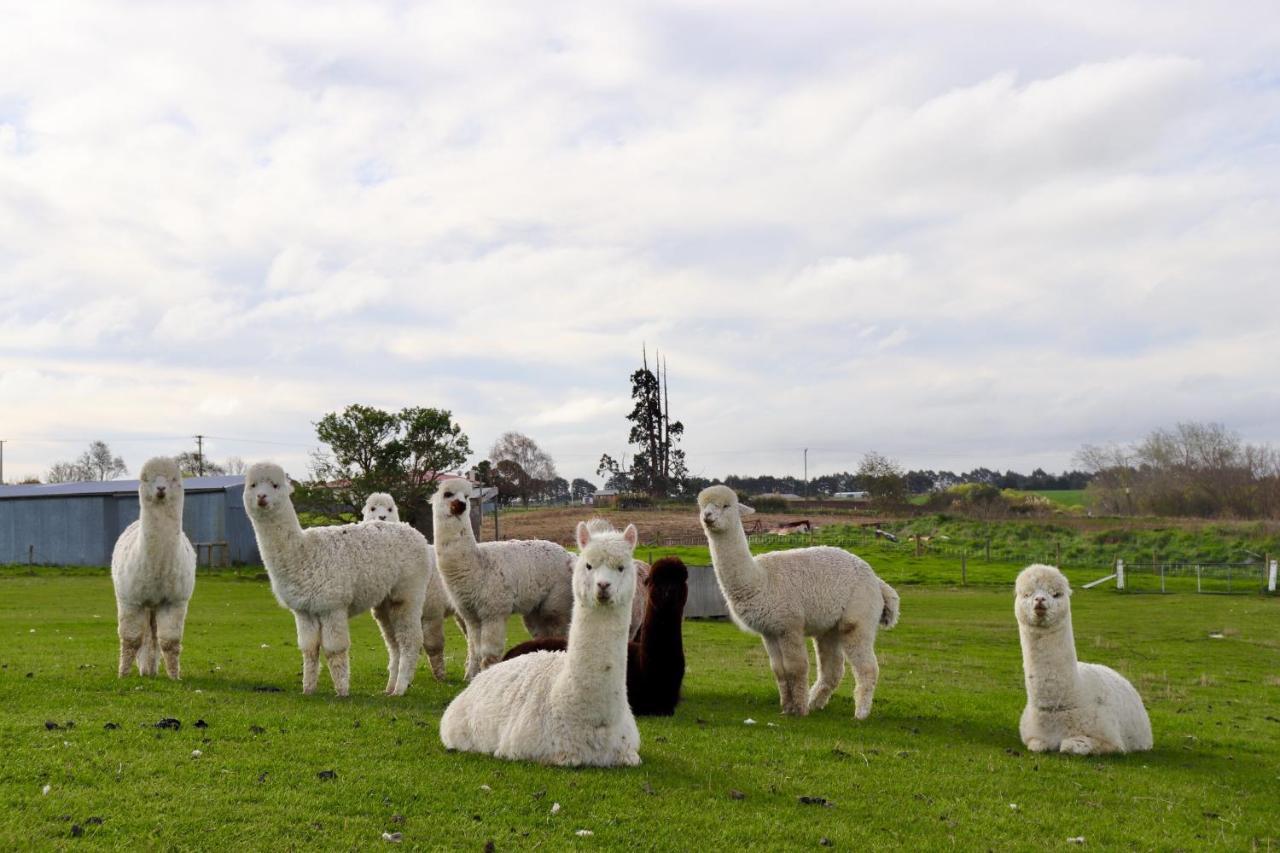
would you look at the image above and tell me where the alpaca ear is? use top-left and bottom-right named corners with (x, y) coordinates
top-left (576, 521), bottom-right (591, 550)
top-left (738, 503), bottom-right (756, 515)
top-left (623, 524), bottom-right (638, 547)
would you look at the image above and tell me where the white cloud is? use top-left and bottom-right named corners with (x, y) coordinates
top-left (1, 1), bottom-right (1278, 484)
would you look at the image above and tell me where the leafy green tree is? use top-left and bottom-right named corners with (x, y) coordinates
top-left (305, 404), bottom-right (471, 532)
top-left (571, 478), bottom-right (597, 502)
top-left (857, 451), bottom-right (907, 508)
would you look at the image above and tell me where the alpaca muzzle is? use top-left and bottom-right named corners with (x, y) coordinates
top-left (257, 494), bottom-right (268, 508)
top-left (449, 499), bottom-right (467, 516)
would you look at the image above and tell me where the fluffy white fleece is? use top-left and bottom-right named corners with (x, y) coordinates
top-left (431, 477), bottom-right (574, 679)
top-left (698, 485), bottom-right (900, 718)
top-left (1015, 564), bottom-right (1153, 755)
top-left (111, 457), bottom-right (196, 679)
top-left (439, 519), bottom-right (641, 767)
top-left (587, 518), bottom-right (648, 639)
top-left (360, 491), bottom-right (455, 681)
top-left (244, 463), bottom-right (430, 696)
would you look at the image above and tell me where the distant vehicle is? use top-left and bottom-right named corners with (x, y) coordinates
top-left (833, 491), bottom-right (871, 500)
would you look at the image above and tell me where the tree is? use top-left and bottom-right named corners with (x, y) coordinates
top-left (306, 404), bottom-right (471, 532)
top-left (545, 476), bottom-right (570, 503)
top-left (224, 456), bottom-right (248, 475)
top-left (46, 441), bottom-right (128, 483)
top-left (175, 452), bottom-right (226, 478)
top-left (489, 432), bottom-right (556, 506)
top-left (856, 451), bottom-right (907, 508)
top-left (571, 478), bottom-right (598, 502)
top-left (596, 453), bottom-right (632, 491)
top-left (622, 347), bottom-right (686, 496)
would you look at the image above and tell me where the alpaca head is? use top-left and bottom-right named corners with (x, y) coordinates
top-left (243, 462), bottom-right (293, 518)
top-left (574, 519), bottom-right (639, 611)
top-left (432, 478), bottom-right (473, 520)
top-left (1015, 564), bottom-right (1072, 629)
top-left (645, 556), bottom-right (689, 610)
top-left (697, 485), bottom-right (754, 535)
top-left (362, 492), bottom-right (399, 522)
top-left (138, 456), bottom-right (183, 508)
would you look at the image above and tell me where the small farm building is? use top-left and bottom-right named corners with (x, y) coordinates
top-left (0, 476), bottom-right (259, 567)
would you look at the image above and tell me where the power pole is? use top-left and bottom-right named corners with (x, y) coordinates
top-left (803, 448), bottom-right (808, 498)
top-left (194, 435), bottom-right (205, 476)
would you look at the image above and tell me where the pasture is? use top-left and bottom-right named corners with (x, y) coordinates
top-left (1, 566), bottom-right (1277, 849)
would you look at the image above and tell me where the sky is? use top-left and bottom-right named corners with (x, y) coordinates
top-left (2, 1), bottom-right (1279, 486)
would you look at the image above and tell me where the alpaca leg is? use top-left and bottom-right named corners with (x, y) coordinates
top-left (389, 605), bottom-right (423, 696)
top-left (422, 614), bottom-right (447, 681)
top-left (155, 601), bottom-right (189, 680)
top-left (117, 604), bottom-right (147, 678)
top-left (843, 628), bottom-right (881, 720)
top-left (478, 618), bottom-right (507, 672)
top-left (371, 603), bottom-right (400, 695)
top-left (294, 612), bottom-right (321, 695)
top-left (763, 633), bottom-right (809, 716)
top-left (808, 630), bottom-right (845, 711)
top-left (320, 614), bottom-right (351, 697)
top-left (462, 618), bottom-right (482, 681)
top-left (1060, 736), bottom-right (1108, 755)
top-left (137, 609), bottom-right (159, 676)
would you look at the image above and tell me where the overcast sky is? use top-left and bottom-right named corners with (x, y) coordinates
top-left (2, 1), bottom-right (1278, 485)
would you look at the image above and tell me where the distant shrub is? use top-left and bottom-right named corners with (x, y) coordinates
top-left (749, 497), bottom-right (788, 514)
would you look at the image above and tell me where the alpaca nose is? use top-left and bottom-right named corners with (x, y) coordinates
top-left (257, 494), bottom-right (268, 508)
top-left (1033, 595), bottom-right (1047, 609)
top-left (596, 581), bottom-right (612, 599)
top-left (702, 513), bottom-right (713, 524)
top-left (156, 486), bottom-right (166, 498)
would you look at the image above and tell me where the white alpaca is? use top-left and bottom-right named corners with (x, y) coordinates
top-left (1015, 564), bottom-right (1153, 755)
top-left (111, 457), bottom-right (196, 679)
top-left (440, 520), bottom-right (641, 767)
top-left (244, 462), bottom-right (430, 696)
top-left (431, 478), bottom-right (573, 679)
top-left (586, 518), bottom-right (649, 640)
top-left (697, 485), bottom-right (899, 718)
top-left (360, 491), bottom-right (455, 681)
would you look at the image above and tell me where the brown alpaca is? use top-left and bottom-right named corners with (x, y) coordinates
top-left (503, 556), bottom-right (688, 716)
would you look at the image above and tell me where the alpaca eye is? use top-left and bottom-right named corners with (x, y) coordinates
top-left (1052, 592), bottom-right (1062, 598)
top-left (272, 483), bottom-right (279, 489)
top-left (585, 563), bottom-right (593, 571)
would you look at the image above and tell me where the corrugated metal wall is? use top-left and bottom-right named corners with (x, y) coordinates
top-left (0, 485), bottom-right (261, 567)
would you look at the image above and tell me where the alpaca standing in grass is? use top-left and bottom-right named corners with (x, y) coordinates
top-left (111, 457), bottom-right (196, 679)
top-left (430, 478), bottom-right (573, 679)
top-left (504, 556), bottom-right (689, 716)
top-left (697, 485), bottom-right (899, 718)
top-left (1015, 564), bottom-right (1153, 754)
top-left (440, 520), bottom-right (641, 766)
top-left (244, 463), bottom-right (429, 696)
top-left (360, 492), bottom-right (455, 680)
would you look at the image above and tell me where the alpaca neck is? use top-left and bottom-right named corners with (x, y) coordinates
top-left (255, 502), bottom-right (304, 570)
top-left (140, 499), bottom-right (183, 549)
top-left (1019, 618), bottom-right (1081, 709)
top-left (707, 524), bottom-right (765, 599)
top-left (636, 593), bottom-right (684, 658)
top-left (558, 599), bottom-right (630, 710)
top-left (432, 510), bottom-right (479, 580)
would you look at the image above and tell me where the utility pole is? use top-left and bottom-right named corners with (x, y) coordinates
top-left (194, 435), bottom-right (205, 476)
top-left (803, 448), bottom-right (808, 498)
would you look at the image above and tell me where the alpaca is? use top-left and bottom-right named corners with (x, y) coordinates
top-left (430, 478), bottom-right (574, 679)
top-left (503, 556), bottom-right (689, 716)
top-left (359, 492), bottom-right (455, 681)
top-left (244, 462), bottom-right (431, 696)
top-left (1015, 564), bottom-right (1153, 754)
top-left (439, 520), bottom-right (641, 766)
top-left (111, 457), bottom-right (196, 679)
top-left (697, 485), bottom-right (899, 718)
top-left (361, 492), bottom-right (398, 522)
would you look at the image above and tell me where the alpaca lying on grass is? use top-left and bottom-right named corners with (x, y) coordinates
top-left (697, 485), bottom-right (899, 718)
top-left (360, 492), bottom-right (455, 680)
top-left (111, 457), bottom-right (196, 679)
top-left (440, 520), bottom-right (641, 766)
top-left (244, 462), bottom-right (431, 696)
top-left (504, 555), bottom-right (689, 716)
top-left (431, 478), bottom-right (574, 679)
top-left (1015, 564), bottom-right (1153, 755)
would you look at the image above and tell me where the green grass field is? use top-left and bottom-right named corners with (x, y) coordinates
top-left (2, 568), bottom-right (1278, 849)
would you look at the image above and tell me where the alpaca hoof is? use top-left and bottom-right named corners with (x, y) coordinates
top-left (854, 707), bottom-right (871, 720)
top-left (807, 692), bottom-right (831, 711)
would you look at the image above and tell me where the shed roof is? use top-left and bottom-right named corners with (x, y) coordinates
top-left (0, 475), bottom-right (245, 500)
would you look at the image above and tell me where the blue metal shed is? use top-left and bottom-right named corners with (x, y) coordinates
top-left (0, 476), bottom-right (260, 567)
